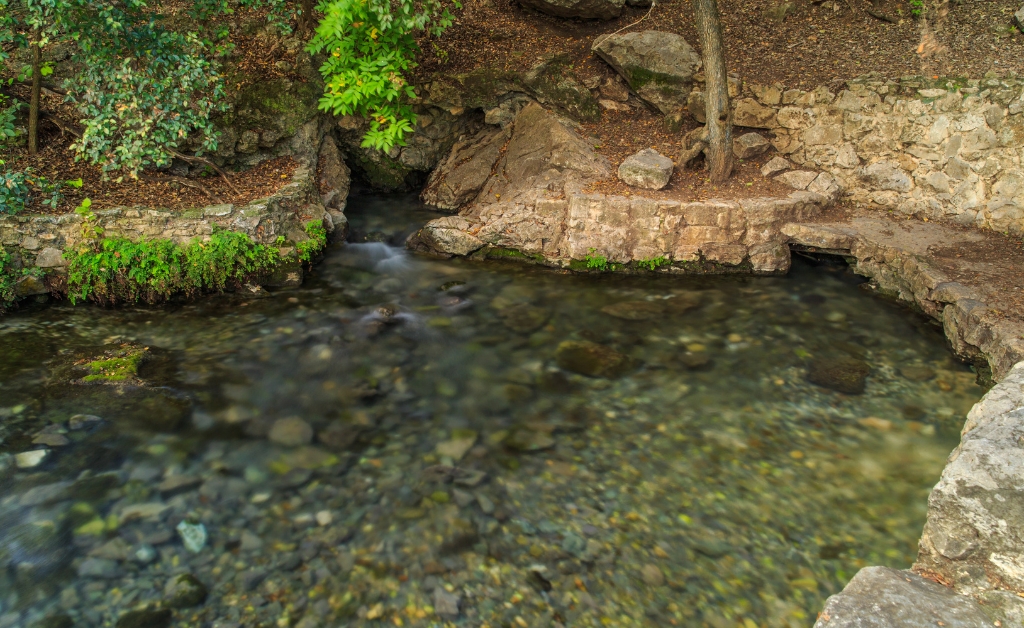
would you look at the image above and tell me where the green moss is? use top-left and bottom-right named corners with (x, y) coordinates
top-left (64, 226), bottom-right (281, 305)
top-left (296, 219), bottom-right (328, 262)
top-left (352, 151), bottom-right (412, 191)
top-left (0, 247), bottom-right (17, 312)
top-left (626, 66), bottom-right (684, 91)
top-left (483, 247), bottom-right (545, 263)
top-left (230, 78), bottom-right (322, 138)
top-left (83, 346), bottom-right (147, 383)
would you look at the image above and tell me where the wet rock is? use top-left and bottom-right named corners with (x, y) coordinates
top-left (15, 274), bottom-right (48, 297)
top-left (519, 0), bottom-right (622, 19)
top-left (158, 475), bottom-right (202, 498)
top-left (318, 421), bottom-right (359, 450)
top-left (733, 132), bottom-right (770, 159)
top-left (89, 538), bottom-right (132, 561)
top-left (806, 356), bottom-right (870, 394)
top-left (436, 430), bottom-right (478, 461)
top-left (163, 573), bottom-right (208, 608)
top-left (31, 432), bottom-right (68, 447)
top-left (593, 31), bottom-right (702, 115)
top-left (115, 608), bottom-right (172, 628)
top-left (600, 300), bottom-right (665, 321)
top-left (19, 482), bottom-right (71, 507)
top-left (67, 413), bottom-right (103, 430)
top-left (433, 588), bottom-right (461, 620)
top-left (899, 365), bottom-right (936, 382)
top-left (641, 563), bottom-right (665, 586)
top-left (813, 566), bottom-right (990, 627)
top-left (561, 532), bottom-right (586, 557)
top-left (176, 520), bottom-right (208, 553)
top-left (499, 303), bottom-right (551, 334)
top-left (241, 568), bottom-right (269, 592)
top-left (678, 351), bottom-right (711, 370)
top-left (506, 428), bottom-right (556, 452)
top-left (15, 449), bottom-right (48, 469)
top-left (268, 417), bottom-right (314, 447)
top-left (30, 615), bottom-right (73, 628)
top-left (555, 340), bottom-right (634, 378)
top-left (618, 149), bottom-right (673, 190)
top-left (77, 557), bottom-right (119, 578)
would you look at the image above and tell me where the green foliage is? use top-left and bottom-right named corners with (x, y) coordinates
top-left (296, 219), bottom-right (327, 262)
top-left (636, 256), bottom-right (669, 271)
top-left (0, 247), bottom-right (17, 312)
top-left (909, 0), bottom-right (923, 16)
top-left (190, 0), bottom-right (296, 33)
top-left (0, 96), bottom-right (22, 144)
top-left (64, 227), bottom-right (281, 305)
top-left (308, 0), bottom-right (460, 151)
top-left (0, 161), bottom-right (76, 214)
top-left (0, 0), bottom-right (229, 180)
top-left (585, 248), bottom-right (609, 271)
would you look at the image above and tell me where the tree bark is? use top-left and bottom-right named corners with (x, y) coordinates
top-left (298, 0), bottom-right (315, 33)
top-left (28, 27), bottom-right (41, 156)
top-left (692, 0), bottom-right (732, 183)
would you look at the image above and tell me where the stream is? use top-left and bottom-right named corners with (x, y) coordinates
top-left (0, 192), bottom-right (985, 628)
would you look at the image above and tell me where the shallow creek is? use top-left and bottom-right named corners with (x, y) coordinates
top-left (0, 193), bottom-right (986, 628)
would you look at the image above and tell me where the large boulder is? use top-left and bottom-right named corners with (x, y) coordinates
top-left (409, 102), bottom-right (611, 257)
top-left (317, 136), bottom-right (351, 211)
top-left (522, 56), bottom-right (601, 123)
top-left (813, 566), bottom-right (992, 627)
top-left (519, 0), bottom-right (623, 20)
top-left (421, 127), bottom-right (509, 212)
top-left (592, 31), bottom-right (701, 115)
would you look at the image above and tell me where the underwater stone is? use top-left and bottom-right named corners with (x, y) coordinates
top-left (806, 356), bottom-right (870, 394)
top-left (555, 340), bottom-right (634, 378)
top-left (163, 573), bottom-right (208, 608)
top-left (176, 520), bottom-right (208, 554)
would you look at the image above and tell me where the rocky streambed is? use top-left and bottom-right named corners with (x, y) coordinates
top-left (0, 193), bottom-right (989, 628)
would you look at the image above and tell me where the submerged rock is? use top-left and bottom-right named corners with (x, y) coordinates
top-left (268, 417), bottom-right (314, 447)
top-left (115, 608), bottom-right (172, 628)
top-left (163, 573), bottom-right (208, 608)
top-left (806, 356), bottom-right (870, 394)
top-left (555, 340), bottom-right (634, 378)
top-left (600, 300), bottom-right (665, 320)
top-left (499, 303), bottom-right (551, 334)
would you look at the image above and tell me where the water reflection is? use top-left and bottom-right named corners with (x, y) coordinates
top-left (0, 192), bottom-right (985, 628)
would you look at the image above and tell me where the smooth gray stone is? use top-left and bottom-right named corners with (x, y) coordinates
top-left (814, 566), bottom-right (995, 627)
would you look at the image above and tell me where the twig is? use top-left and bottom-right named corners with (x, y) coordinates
top-left (168, 148), bottom-right (241, 196)
top-left (140, 172), bottom-right (224, 204)
top-left (594, 0), bottom-right (658, 49)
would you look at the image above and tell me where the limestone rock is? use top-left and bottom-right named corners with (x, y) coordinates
top-left (858, 161), bottom-right (913, 193)
top-left (733, 132), bottom-right (770, 159)
top-left (555, 340), bottom-right (634, 378)
top-left (523, 56), bottom-right (601, 122)
top-left (408, 216), bottom-right (485, 257)
top-left (34, 247), bottom-right (64, 268)
top-left (599, 77), bottom-right (630, 102)
top-left (317, 136), bottom-right (351, 211)
top-left (1016, 5), bottom-right (1024, 30)
top-left (813, 566), bottom-right (991, 627)
top-left (421, 127), bottom-right (507, 212)
top-left (806, 356), bottom-right (870, 394)
top-left (15, 274), bottom-right (48, 297)
top-left (761, 156), bottom-right (791, 177)
top-left (732, 98), bottom-right (777, 129)
top-left (777, 170), bottom-right (819, 190)
top-left (618, 149), bottom-right (673, 190)
top-left (519, 0), bottom-right (623, 19)
top-left (593, 31), bottom-right (702, 115)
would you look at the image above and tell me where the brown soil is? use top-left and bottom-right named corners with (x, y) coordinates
top-left (422, 0), bottom-right (1024, 86)
top-left (927, 227), bottom-right (1024, 318)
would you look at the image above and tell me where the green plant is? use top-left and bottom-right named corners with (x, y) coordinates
top-left (296, 219), bottom-right (327, 262)
top-left (308, 0), bottom-right (461, 151)
top-left (83, 345), bottom-right (147, 382)
top-left (0, 96), bottom-right (22, 144)
top-left (0, 247), bottom-right (17, 312)
top-left (64, 227), bottom-right (280, 305)
top-left (0, 161), bottom-right (75, 214)
top-left (637, 256), bottom-right (670, 271)
top-left (75, 198), bottom-right (104, 240)
top-left (909, 0), bottom-right (924, 16)
top-left (585, 248), bottom-right (609, 271)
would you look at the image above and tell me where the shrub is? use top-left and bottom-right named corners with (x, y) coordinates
top-left (308, 0), bottom-right (460, 151)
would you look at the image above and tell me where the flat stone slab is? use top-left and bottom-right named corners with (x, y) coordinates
top-left (814, 567), bottom-right (995, 627)
top-left (617, 149), bottom-right (673, 190)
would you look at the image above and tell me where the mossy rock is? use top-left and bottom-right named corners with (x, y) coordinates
top-left (555, 340), bottom-right (635, 378)
top-left (425, 66), bottom-right (522, 110)
top-left (229, 78), bottom-right (322, 139)
top-left (523, 56), bottom-right (601, 123)
top-left (350, 150), bottom-right (415, 191)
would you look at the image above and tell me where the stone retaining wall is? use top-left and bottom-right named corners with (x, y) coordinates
top-left (709, 74), bottom-right (1024, 235)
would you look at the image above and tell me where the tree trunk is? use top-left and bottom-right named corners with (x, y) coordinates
top-left (692, 0), bottom-right (732, 183)
top-left (298, 0), bottom-right (315, 33)
top-left (28, 27), bottom-right (41, 156)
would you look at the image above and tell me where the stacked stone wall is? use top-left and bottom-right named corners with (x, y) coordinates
top-left (715, 74), bottom-right (1024, 234)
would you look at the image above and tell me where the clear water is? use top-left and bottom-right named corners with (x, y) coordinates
top-left (0, 193), bottom-right (985, 628)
